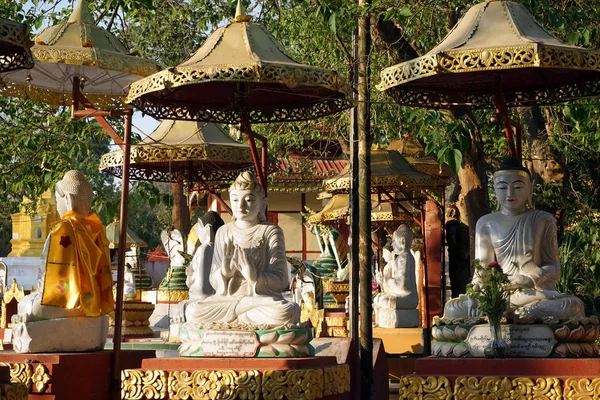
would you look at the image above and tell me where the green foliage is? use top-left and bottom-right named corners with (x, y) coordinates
top-left (466, 260), bottom-right (516, 317)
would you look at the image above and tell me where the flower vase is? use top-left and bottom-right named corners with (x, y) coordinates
top-left (484, 313), bottom-right (509, 358)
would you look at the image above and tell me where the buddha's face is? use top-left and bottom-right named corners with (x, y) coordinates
top-left (393, 235), bottom-right (407, 253)
top-left (230, 188), bottom-right (265, 224)
top-left (494, 171), bottom-right (531, 213)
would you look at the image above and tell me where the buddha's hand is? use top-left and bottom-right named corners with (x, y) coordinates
top-left (222, 239), bottom-right (236, 278)
top-left (516, 262), bottom-right (540, 289)
top-left (236, 246), bottom-right (257, 283)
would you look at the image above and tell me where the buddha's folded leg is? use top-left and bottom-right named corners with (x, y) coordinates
top-left (184, 296), bottom-right (240, 325)
top-left (514, 294), bottom-right (585, 319)
top-left (236, 296), bottom-right (300, 328)
top-left (442, 294), bottom-right (471, 319)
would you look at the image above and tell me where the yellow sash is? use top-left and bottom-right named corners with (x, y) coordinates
top-left (41, 211), bottom-right (114, 316)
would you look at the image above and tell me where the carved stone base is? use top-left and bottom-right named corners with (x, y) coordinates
top-left (108, 301), bottom-right (155, 339)
top-left (375, 308), bottom-right (419, 328)
top-left (402, 358), bottom-right (600, 399)
top-left (432, 321), bottom-right (600, 358)
top-left (323, 280), bottom-right (349, 309)
top-left (178, 327), bottom-right (315, 357)
top-left (12, 315), bottom-right (109, 353)
top-left (122, 356), bottom-right (350, 400)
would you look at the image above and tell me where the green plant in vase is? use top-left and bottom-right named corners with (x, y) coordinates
top-left (467, 260), bottom-right (518, 358)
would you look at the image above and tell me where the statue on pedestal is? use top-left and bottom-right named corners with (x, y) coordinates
top-left (13, 171), bottom-right (113, 353)
top-left (443, 158), bottom-right (585, 323)
top-left (179, 172), bottom-right (310, 358)
top-left (184, 172), bottom-right (300, 329)
top-left (373, 225), bottom-right (419, 328)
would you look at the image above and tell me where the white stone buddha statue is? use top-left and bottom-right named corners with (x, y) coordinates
top-left (373, 225), bottom-right (419, 328)
top-left (183, 172), bottom-right (300, 329)
top-left (443, 158), bottom-right (585, 322)
top-left (13, 170), bottom-right (113, 352)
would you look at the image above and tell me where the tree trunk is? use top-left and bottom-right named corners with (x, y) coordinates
top-left (520, 106), bottom-right (568, 237)
top-left (456, 113), bottom-right (490, 264)
top-left (171, 181), bottom-right (191, 235)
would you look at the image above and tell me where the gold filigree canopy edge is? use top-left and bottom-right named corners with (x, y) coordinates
top-left (0, 18), bottom-right (34, 73)
top-left (378, 41), bottom-right (600, 109)
top-left (323, 174), bottom-right (444, 193)
top-left (99, 144), bottom-right (256, 183)
top-left (0, 82), bottom-right (126, 109)
top-left (129, 95), bottom-right (353, 124)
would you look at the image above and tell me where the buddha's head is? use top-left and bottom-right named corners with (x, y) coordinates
top-left (392, 225), bottom-right (413, 254)
top-left (229, 171), bottom-right (267, 224)
top-left (493, 157), bottom-right (533, 214)
top-left (55, 170), bottom-right (93, 217)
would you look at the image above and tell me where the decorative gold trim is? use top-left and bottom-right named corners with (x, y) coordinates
top-left (156, 289), bottom-right (189, 303)
top-left (0, 383), bottom-right (28, 400)
top-left (0, 18), bottom-right (33, 73)
top-left (168, 370), bottom-right (261, 399)
top-left (0, 363), bottom-right (32, 390)
top-left (31, 364), bottom-right (51, 393)
top-left (262, 369), bottom-right (323, 400)
top-left (378, 44), bottom-right (600, 109)
top-left (400, 376), bottom-right (452, 399)
top-left (99, 144), bottom-right (254, 183)
top-left (455, 376), bottom-right (563, 399)
top-left (564, 377), bottom-right (600, 399)
top-left (122, 365), bottom-right (350, 400)
top-left (323, 174), bottom-right (443, 193)
top-left (121, 369), bottom-right (168, 400)
top-left (1, 279), bottom-right (25, 328)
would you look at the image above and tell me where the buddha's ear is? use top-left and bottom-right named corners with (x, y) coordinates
top-left (64, 192), bottom-right (74, 211)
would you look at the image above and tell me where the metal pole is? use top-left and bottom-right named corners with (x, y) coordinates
top-left (357, 1), bottom-right (373, 397)
top-left (111, 110), bottom-right (132, 393)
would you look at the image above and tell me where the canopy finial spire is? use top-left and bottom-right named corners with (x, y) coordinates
top-left (68, 0), bottom-right (94, 24)
top-left (234, 0), bottom-right (252, 23)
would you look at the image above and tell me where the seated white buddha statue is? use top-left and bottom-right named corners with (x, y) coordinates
top-left (184, 172), bottom-right (300, 329)
top-left (13, 171), bottom-right (114, 352)
top-left (373, 225), bottom-right (419, 328)
top-left (444, 158), bottom-right (584, 322)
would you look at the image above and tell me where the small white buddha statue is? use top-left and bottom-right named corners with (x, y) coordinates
top-left (186, 211), bottom-right (223, 300)
top-left (373, 225), bottom-right (419, 328)
top-left (443, 158), bottom-right (585, 322)
top-left (123, 263), bottom-right (137, 300)
top-left (13, 171), bottom-right (113, 352)
top-left (183, 172), bottom-right (300, 329)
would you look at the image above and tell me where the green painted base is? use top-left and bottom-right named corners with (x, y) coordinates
top-left (179, 327), bottom-right (315, 358)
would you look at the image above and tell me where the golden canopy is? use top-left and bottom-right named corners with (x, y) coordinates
top-left (0, 18), bottom-right (33, 72)
top-left (308, 194), bottom-right (418, 225)
top-left (0, 0), bottom-right (160, 109)
top-left (378, 0), bottom-right (600, 110)
top-left (100, 120), bottom-right (254, 184)
top-left (126, 2), bottom-right (351, 124)
top-left (322, 148), bottom-right (445, 194)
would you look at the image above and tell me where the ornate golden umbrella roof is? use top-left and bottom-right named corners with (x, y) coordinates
top-left (307, 194), bottom-right (418, 225)
top-left (322, 148), bottom-right (445, 194)
top-left (0, 0), bottom-right (160, 109)
top-left (126, 2), bottom-right (351, 123)
top-left (0, 18), bottom-right (33, 72)
top-left (388, 136), bottom-right (453, 180)
top-left (100, 119), bottom-right (254, 183)
top-left (378, 0), bottom-right (600, 109)
top-left (105, 220), bottom-right (148, 249)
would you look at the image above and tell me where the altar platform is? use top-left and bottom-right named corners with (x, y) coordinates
top-left (0, 350), bottom-right (154, 399)
top-left (400, 358), bottom-right (600, 398)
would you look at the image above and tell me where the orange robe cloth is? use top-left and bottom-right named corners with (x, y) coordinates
top-left (41, 211), bottom-right (114, 316)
